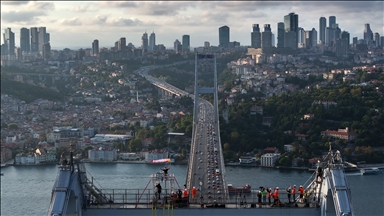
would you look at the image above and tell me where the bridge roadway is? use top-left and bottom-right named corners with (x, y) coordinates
top-left (134, 63), bottom-right (229, 203)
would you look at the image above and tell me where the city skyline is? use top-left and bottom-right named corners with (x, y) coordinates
top-left (1, 1), bottom-right (383, 49)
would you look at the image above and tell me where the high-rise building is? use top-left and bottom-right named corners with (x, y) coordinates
top-left (341, 31), bottom-right (350, 47)
top-left (284, 12), bottom-right (299, 48)
top-left (353, 37), bottom-right (358, 47)
top-left (20, 28), bottom-right (30, 53)
top-left (42, 43), bottom-right (51, 60)
top-left (92, 39), bottom-right (99, 56)
top-left (326, 24), bottom-right (340, 47)
top-left (141, 32), bottom-right (148, 50)
top-left (30, 27), bottom-right (39, 53)
top-left (364, 23), bottom-right (373, 45)
top-left (38, 27), bottom-right (48, 53)
top-left (3, 28), bottom-right (15, 55)
top-left (329, 16), bottom-right (336, 28)
top-left (251, 24), bottom-right (261, 48)
top-left (204, 41), bottom-right (210, 47)
top-left (319, 17), bottom-right (326, 44)
top-left (118, 37), bottom-right (126, 51)
top-left (174, 39), bottom-right (182, 53)
top-left (298, 27), bottom-right (305, 45)
top-left (261, 24), bottom-right (272, 48)
top-left (374, 33), bottom-right (380, 47)
top-left (335, 38), bottom-right (348, 57)
top-left (182, 35), bottom-right (190, 52)
top-left (149, 31), bottom-right (156, 51)
top-left (277, 22), bottom-right (285, 48)
top-left (304, 28), bottom-right (317, 49)
top-left (380, 36), bottom-right (384, 48)
top-left (219, 26), bottom-right (230, 47)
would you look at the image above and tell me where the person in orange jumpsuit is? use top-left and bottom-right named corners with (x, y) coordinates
top-left (299, 185), bottom-right (305, 202)
top-left (191, 186), bottom-right (197, 203)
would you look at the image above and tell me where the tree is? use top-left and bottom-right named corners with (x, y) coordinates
top-left (129, 138), bottom-right (142, 152)
top-left (8, 123), bottom-right (18, 130)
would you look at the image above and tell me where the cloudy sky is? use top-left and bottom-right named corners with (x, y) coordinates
top-left (1, 1), bottom-right (383, 49)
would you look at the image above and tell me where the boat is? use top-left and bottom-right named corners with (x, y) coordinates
top-left (227, 184), bottom-right (251, 194)
top-left (360, 167), bottom-right (382, 175)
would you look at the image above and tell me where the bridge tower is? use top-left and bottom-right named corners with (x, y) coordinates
top-left (193, 53), bottom-right (218, 125)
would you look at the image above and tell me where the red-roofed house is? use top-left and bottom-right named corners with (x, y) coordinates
top-left (320, 127), bottom-right (358, 141)
top-left (264, 147), bottom-right (278, 153)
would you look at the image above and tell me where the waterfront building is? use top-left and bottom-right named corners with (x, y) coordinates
top-left (261, 24), bottom-right (272, 48)
top-left (284, 12), bottom-right (299, 48)
top-left (20, 27), bottom-right (30, 53)
top-left (251, 24), bottom-right (261, 48)
top-left (219, 25), bottom-right (230, 47)
top-left (88, 148), bottom-right (117, 162)
top-left (182, 35), bottom-right (190, 52)
top-left (260, 153), bottom-right (280, 167)
top-left (319, 17), bottom-right (326, 44)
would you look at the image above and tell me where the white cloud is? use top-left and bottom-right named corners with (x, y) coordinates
top-left (60, 17), bottom-right (82, 26)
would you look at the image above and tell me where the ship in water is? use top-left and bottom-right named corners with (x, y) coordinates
top-left (47, 145), bottom-right (354, 216)
top-left (360, 167), bottom-right (382, 175)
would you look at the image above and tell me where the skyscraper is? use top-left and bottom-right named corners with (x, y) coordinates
top-left (251, 24), bottom-right (261, 48)
top-left (277, 22), bottom-right (285, 48)
top-left (364, 23), bottom-right (373, 45)
top-left (219, 26), bottom-right (230, 47)
top-left (20, 28), bottom-right (30, 53)
top-left (174, 39), bottom-right (182, 53)
top-left (42, 43), bottom-right (51, 60)
top-left (3, 28), bottom-right (15, 55)
top-left (30, 27), bottom-right (39, 53)
top-left (261, 24), bottom-right (272, 48)
top-left (141, 32), bottom-right (148, 50)
top-left (329, 16), bottom-right (336, 28)
top-left (38, 27), bottom-right (48, 53)
top-left (284, 12), bottom-right (299, 48)
top-left (304, 28), bottom-right (317, 49)
top-left (149, 31), bottom-right (156, 51)
top-left (374, 33), bottom-right (380, 47)
top-left (118, 37), bottom-right (126, 51)
top-left (182, 35), bottom-right (190, 52)
top-left (92, 39), bottom-right (99, 56)
top-left (341, 31), bottom-right (350, 47)
top-left (319, 17), bottom-right (326, 44)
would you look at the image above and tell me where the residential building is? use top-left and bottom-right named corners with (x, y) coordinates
top-left (174, 39), bottom-right (182, 53)
top-left (251, 24), bottom-right (261, 48)
top-left (42, 43), bottom-right (51, 59)
top-left (249, 106), bottom-right (263, 115)
top-left (260, 153), bottom-right (280, 167)
top-left (284, 144), bottom-right (293, 152)
top-left (219, 25), bottom-right (230, 47)
top-left (182, 35), bottom-right (190, 52)
top-left (38, 27), bottom-right (49, 53)
top-left (118, 37), bottom-right (126, 51)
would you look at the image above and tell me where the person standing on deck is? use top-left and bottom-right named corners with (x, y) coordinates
top-left (261, 187), bottom-right (267, 204)
top-left (155, 182), bottom-right (162, 199)
top-left (257, 190), bottom-right (262, 204)
top-left (286, 185), bottom-right (292, 203)
top-left (192, 186), bottom-right (197, 203)
top-left (183, 188), bottom-right (189, 198)
top-left (292, 185), bottom-right (297, 202)
top-left (267, 188), bottom-right (272, 205)
top-left (299, 185), bottom-right (305, 202)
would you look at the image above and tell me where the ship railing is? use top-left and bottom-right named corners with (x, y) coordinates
top-left (84, 188), bottom-right (318, 209)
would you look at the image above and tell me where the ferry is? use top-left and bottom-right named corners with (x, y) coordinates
top-left (360, 167), bottom-right (382, 175)
top-left (47, 145), bottom-right (354, 216)
top-left (227, 184), bottom-right (251, 194)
